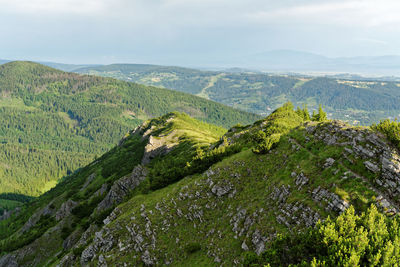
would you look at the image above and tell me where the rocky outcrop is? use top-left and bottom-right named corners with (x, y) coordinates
top-left (294, 172), bottom-right (309, 190)
top-left (307, 120), bottom-right (400, 203)
top-left (21, 201), bottom-right (56, 233)
top-left (276, 201), bottom-right (321, 228)
top-left (324, 158), bottom-right (335, 168)
top-left (56, 199), bottom-right (78, 221)
top-left (96, 165), bottom-right (148, 212)
top-left (63, 230), bottom-right (81, 250)
top-left (271, 185), bottom-right (291, 204)
top-left (141, 136), bottom-right (175, 165)
top-left (312, 186), bottom-right (349, 213)
top-left (80, 173), bottom-right (96, 191)
top-left (80, 229), bottom-right (115, 265)
top-left (364, 161), bottom-right (380, 173)
top-left (0, 254), bottom-right (18, 267)
top-left (0, 207), bottom-right (20, 222)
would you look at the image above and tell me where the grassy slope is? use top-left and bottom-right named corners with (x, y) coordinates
top-left (0, 112), bottom-right (226, 265)
top-left (94, 123), bottom-right (379, 266)
top-left (0, 61), bottom-right (259, 196)
top-left (1, 105), bottom-right (398, 266)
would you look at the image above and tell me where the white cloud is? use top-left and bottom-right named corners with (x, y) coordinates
top-left (354, 38), bottom-right (388, 45)
top-left (0, 0), bottom-right (108, 15)
top-left (247, 0), bottom-right (400, 28)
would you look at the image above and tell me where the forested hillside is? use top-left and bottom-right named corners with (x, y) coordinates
top-left (76, 64), bottom-right (400, 125)
top-left (2, 104), bottom-right (400, 266)
top-left (0, 61), bottom-right (259, 198)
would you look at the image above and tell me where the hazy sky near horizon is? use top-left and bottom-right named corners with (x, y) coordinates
top-left (1, 0), bottom-right (400, 65)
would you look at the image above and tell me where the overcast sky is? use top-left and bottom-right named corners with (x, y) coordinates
top-left (1, 0), bottom-right (400, 65)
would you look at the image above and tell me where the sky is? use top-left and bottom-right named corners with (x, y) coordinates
top-left (1, 0), bottom-right (400, 65)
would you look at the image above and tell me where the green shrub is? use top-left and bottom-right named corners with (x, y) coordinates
top-left (94, 208), bottom-right (113, 226)
top-left (61, 226), bottom-right (74, 240)
top-left (72, 245), bottom-right (85, 256)
top-left (243, 251), bottom-right (261, 266)
top-left (0, 214), bottom-right (56, 252)
top-left (184, 242), bottom-right (201, 254)
top-left (253, 134), bottom-right (281, 154)
top-left (262, 205), bottom-right (400, 266)
top-left (372, 119), bottom-right (400, 150)
top-left (71, 194), bottom-right (104, 219)
top-left (311, 104), bottom-right (327, 122)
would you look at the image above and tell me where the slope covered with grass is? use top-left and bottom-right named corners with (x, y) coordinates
top-left (2, 104), bottom-right (400, 266)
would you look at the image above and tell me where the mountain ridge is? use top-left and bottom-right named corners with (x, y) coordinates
top-left (2, 104), bottom-right (400, 266)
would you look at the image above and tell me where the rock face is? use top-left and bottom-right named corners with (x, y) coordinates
top-left (56, 199), bottom-right (78, 221)
top-left (21, 202), bottom-right (56, 233)
top-left (0, 255), bottom-right (18, 267)
top-left (96, 165), bottom-right (148, 212)
top-left (140, 117), bottom-right (178, 165)
top-left (63, 230), bottom-right (81, 250)
top-left (142, 136), bottom-right (174, 165)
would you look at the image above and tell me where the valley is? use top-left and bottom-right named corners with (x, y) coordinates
top-left (75, 64), bottom-right (400, 125)
top-left (0, 61), bottom-right (259, 199)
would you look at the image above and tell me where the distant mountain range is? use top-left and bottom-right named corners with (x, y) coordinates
top-left (239, 50), bottom-right (400, 76)
top-left (2, 49), bottom-right (400, 76)
top-left (0, 60), bottom-right (96, 72)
